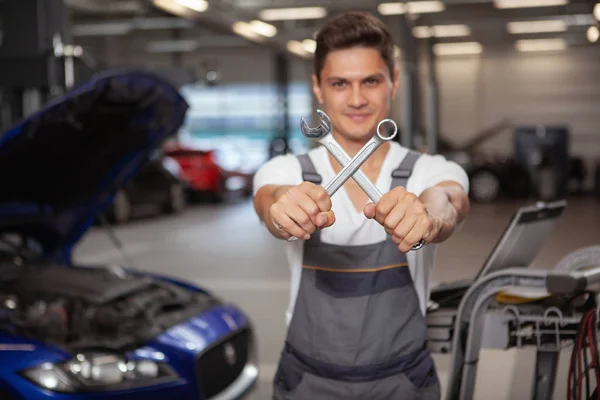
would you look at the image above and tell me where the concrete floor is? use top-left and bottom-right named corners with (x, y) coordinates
top-left (73, 196), bottom-right (600, 400)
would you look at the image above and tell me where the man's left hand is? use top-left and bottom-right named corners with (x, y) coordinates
top-left (363, 186), bottom-right (443, 252)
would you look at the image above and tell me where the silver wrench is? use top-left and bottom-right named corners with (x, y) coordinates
top-left (300, 110), bottom-right (382, 203)
top-left (297, 110), bottom-right (424, 250)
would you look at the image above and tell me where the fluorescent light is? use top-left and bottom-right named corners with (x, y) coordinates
top-left (232, 21), bottom-right (264, 42)
top-left (494, 0), bottom-right (568, 9)
top-left (153, 0), bottom-right (196, 17)
top-left (287, 40), bottom-right (312, 58)
top-left (515, 38), bottom-right (567, 51)
top-left (408, 1), bottom-right (445, 14)
top-left (259, 7), bottom-right (327, 21)
top-left (587, 26), bottom-right (599, 43)
top-left (413, 24), bottom-right (471, 38)
top-left (595, 3), bottom-right (600, 21)
top-left (378, 1), bottom-right (445, 15)
top-left (249, 20), bottom-right (277, 37)
top-left (433, 42), bottom-right (483, 56)
top-left (394, 45), bottom-right (401, 58)
top-left (378, 2), bottom-right (405, 14)
top-left (175, 0), bottom-right (208, 12)
top-left (302, 39), bottom-right (316, 53)
top-left (507, 20), bottom-right (567, 34)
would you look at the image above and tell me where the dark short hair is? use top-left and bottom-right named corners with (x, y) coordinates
top-left (313, 11), bottom-right (396, 82)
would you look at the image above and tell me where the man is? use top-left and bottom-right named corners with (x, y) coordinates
top-left (253, 11), bottom-right (470, 400)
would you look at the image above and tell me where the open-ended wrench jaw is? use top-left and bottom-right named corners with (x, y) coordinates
top-left (300, 109), bottom-right (332, 139)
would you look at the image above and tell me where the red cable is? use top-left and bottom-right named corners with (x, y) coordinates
top-left (575, 312), bottom-right (592, 400)
top-left (586, 309), bottom-right (600, 398)
top-left (578, 312), bottom-right (591, 400)
top-left (570, 312), bottom-right (586, 400)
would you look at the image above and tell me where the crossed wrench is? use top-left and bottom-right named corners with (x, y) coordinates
top-left (297, 109), bottom-right (424, 251)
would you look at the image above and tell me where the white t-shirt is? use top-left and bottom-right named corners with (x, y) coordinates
top-left (253, 141), bottom-right (469, 326)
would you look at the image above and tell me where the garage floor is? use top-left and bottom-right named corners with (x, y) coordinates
top-left (73, 196), bottom-right (600, 400)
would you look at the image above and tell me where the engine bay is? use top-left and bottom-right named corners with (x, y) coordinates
top-left (0, 262), bottom-right (220, 352)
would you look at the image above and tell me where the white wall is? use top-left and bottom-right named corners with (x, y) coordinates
top-left (77, 33), bottom-right (600, 161)
top-left (426, 46), bottom-right (600, 159)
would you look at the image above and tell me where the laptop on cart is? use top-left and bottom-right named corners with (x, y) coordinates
top-left (426, 200), bottom-right (567, 352)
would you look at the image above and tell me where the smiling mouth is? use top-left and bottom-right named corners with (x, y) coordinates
top-left (345, 113), bottom-right (372, 122)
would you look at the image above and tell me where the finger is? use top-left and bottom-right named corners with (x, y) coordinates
top-left (363, 202), bottom-right (376, 219)
top-left (382, 203), bottom-right (408, 236)
top-left (286, 187), bottom-right (321, 224)
top-left (287, 206), bottom-right (317, 235)
top-left (278, 212), bottom-right (310, 240)
top-left (316, 211), bottom-right (336, 228)
top-left (393, 214), bottom-right (418, 251)
top-left (401, 218), bottom-right (431, 252)
top-left (374, 194), bottom-right (398, 225)
top-left (305, 184), bottom-right (332, 213)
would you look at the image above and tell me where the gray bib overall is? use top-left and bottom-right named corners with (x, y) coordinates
top-left (273, 150), bottom-right (440, 400)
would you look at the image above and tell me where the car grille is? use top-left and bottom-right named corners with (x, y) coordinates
top-left (196, 327), bottom-right (251, 399)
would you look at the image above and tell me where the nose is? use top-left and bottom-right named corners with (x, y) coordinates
top-left (348, 83), bottom-right (368, 108)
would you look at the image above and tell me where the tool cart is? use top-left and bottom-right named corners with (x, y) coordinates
top-left (427, 201), bottom-right (600, 400)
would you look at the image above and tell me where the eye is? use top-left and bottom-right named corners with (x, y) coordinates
top-left (364, 78), bottom-right (380, 86)
top-left (331, 80), bottom-right (346, 88)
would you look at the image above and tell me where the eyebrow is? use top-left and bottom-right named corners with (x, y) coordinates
top-left (326, 73), bottom-right (386, 82)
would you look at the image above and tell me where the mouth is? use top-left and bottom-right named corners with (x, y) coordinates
top-left (344, 113), bottom-right (373, 123)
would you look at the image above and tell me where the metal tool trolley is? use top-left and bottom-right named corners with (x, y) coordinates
top-left (427, 201), bottom-right (600, 400)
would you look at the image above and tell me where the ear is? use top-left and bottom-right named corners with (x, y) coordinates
top-left (312, 74), bottom-right (324, 105)
top-left (391, 67), bottom-right (400, 100)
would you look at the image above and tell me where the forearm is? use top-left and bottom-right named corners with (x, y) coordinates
top-left (419, 182), bottom-right (470, 243)
top-left (253, 184), bottom-right (292, 239)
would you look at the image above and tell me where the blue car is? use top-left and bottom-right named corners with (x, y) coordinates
top-left (0, 70), bottom-right (258, 399)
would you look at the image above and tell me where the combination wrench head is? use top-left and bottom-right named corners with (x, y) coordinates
top-left (300, 109), bottom-right (332, 140)
top-left (376, 119), bottom-right (398, 142)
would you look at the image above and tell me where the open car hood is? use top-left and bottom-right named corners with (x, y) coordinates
top-left (0, 70), bottom-right (189, 263)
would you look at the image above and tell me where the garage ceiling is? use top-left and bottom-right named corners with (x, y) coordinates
top-left (66, 0), bottom-right (599, 57)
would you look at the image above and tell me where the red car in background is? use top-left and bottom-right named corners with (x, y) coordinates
top-left (163, 142), bottom-right (254, 202)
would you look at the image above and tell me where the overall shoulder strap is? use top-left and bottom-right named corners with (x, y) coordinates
top-left (297, 154), bottom-right (322, 184)
top-left (390, 150), bottom-right (421, 189)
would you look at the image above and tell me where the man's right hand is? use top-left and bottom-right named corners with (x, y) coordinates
top-left (268, 182), bottom-right (335, 240)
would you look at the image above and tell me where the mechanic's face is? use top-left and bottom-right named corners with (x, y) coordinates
top-left (312, 46), bottom-right (399, 144)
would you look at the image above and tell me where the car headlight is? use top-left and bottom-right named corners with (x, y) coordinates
top-left (21, 353), bottom-right (179, 392)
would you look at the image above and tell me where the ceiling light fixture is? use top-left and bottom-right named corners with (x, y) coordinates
top-left (594, 3), bottom-right (600, 21)
top-left (175, 0), bottom-right (208, 12)
top-left (587, 25), bottom-right (599, 42)
top-left (378, 1), bottom-right (445, 15)
top-left (506, 20), bottom-right (567, 34)
top-left (515, 38), bottom-right (567, 51)
top-left (494, 0), bottom-right (568, 9)
top-left (259, 7), bottom-right (327, 21)
top-left (302, 39), bottom-right (316, 53)
top-left (433, 42), bottom-right (483, 55)
top-left (287, 40), bottom-right (312, 59)
top-left (153, 0), bottom-right (195, 17)
top-left (249, 20), bottom-right (277, 37)
top-left (232, 21), bottom-right (264, 42)
top-left (413, 24), bottom-right (471, 38)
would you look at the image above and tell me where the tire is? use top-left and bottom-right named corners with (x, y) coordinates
top-left (470, 169), bottom-right (501, 203)
top-left (210, 175), bottom-right (226, 203)
top-left (164, 182), bottom-right (186, 213)
top-left (109, 190), bottom-right (132, 224)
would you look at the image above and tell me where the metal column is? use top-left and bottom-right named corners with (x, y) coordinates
top-left (397, 12), bottom-right (421, 149)
top-left (426, 36), bottom-right (440, 154)
top-left (270, 51), bottom-right (290, 158)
